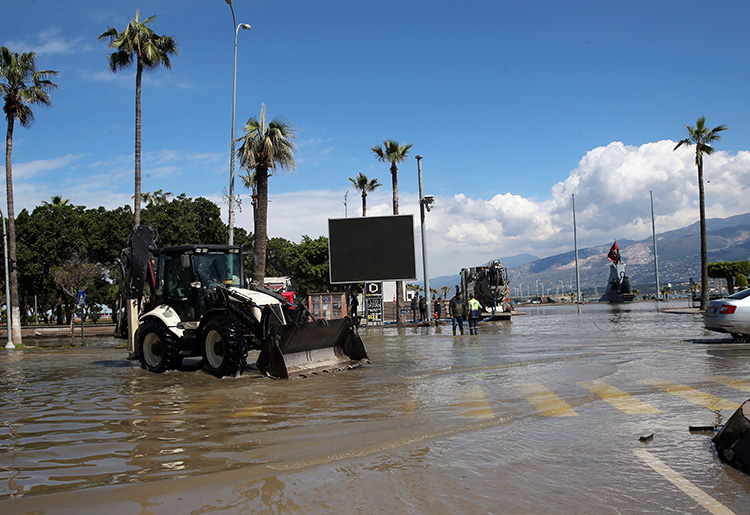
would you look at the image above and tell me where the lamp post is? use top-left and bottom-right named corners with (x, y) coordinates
top-left (1, 207), bottom-right (12, 349)
top-left (416, 155), bottom-right (433, 320)
top-left (227, 0), bottom-right (251, 245)
top-left (650, 191), bottom-right (661, 300)
top-left (572, 194), bottom-right (582, 304)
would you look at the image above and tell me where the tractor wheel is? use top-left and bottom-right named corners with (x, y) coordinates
top-left (201, 313), bottom-right (247, 377)
top-left (136, 319), bottom-right (182, 373)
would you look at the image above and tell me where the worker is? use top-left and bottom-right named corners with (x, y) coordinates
top-left (468, 293), bottom-right (482, 335)
top-left (449, 291), bottom-right (465, 335)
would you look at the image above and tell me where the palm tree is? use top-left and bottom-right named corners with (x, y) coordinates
top-left (1, 46), bottom-right (58, 345)
top-left (236, 104), bottom-right (296, 285)
top-left (140, 189), bottom-right (173, 207)
top-left (348, 172), bottom-right (381, 216)
top-left (99, 11), bottom-right (178, 227)
top-left (42, 195), bottom-right (70, 207)
top-left (674, 116), bottom-right (728, 310)
top-left (372, 139), bottom-right (412, 324)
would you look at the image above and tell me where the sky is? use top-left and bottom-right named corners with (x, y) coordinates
top-left (3, 0), bottom-right (750, 279)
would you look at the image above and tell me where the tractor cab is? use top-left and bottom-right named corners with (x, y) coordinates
top-left (154, 245), bottom-right (244, 322)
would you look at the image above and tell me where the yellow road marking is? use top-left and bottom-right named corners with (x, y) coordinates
top-left (641, 379), bottom-right (737, 411)
top-left (578, 380), bottom-right (661, 414)
top-left (458, 386), bottom-right (494, 419)
top-left (516, 383), bottom-right (578, 417)
top-left (635, 450), bottom-right (734, 515)
top-left (704, 376), bottom-right (750, 393)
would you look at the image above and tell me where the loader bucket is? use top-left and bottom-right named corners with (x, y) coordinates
top-left (256, 316), bottom-right (369, 379)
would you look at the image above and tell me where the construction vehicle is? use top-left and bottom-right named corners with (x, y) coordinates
top-left (115, 225), bottom-right (369, 379)
top-left (460, 260), bottom-right (513, 321)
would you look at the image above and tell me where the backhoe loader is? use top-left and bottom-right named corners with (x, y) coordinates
top-left (115, 225), bottom-right (369, 379)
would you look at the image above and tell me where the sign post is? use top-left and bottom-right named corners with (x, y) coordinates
top-left (365, 282), bottom-right (383, 326)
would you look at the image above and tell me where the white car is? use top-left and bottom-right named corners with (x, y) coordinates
top-left (704, 288), bottom-right (750, 341)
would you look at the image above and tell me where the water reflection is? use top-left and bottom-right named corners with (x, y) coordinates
top-left (1, 301), bottom-right (749, 513)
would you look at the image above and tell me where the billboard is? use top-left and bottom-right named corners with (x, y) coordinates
top-left (328, 215), bottom-right (417, 284)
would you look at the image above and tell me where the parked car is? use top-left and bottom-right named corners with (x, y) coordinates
top-left (704, 288), bottom-right (750, 341)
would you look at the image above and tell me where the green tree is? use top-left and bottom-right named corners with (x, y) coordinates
top-left (736, 273), bottom-right (749, 290)
top-left (348, 172), bottom-right (382, 216)
top-left (51, 251), bottom-right (104, 340)
top-left (14, 202), bottom-right (132, 324)
top-left (674, 116), bottom-right (728, 310)
top-left (708, 261), bottom-right (750, 295)
top-left (1, 46), bottom-right (58, 342)
top-left (287, 235), bottom-right (330, 296)
top-left (236, 104), bottom-right (297, 286)
top-left (266, 237), bottom-right (294, 277)
top-left (99, 11), bottom-right (178, 227)
top-left (371, 139), bottom-right (412, 324)
top-left (141, 194), bottom-right (226, 246)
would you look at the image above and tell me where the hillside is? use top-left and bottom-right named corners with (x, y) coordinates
top-left (425, 213), bottom-right (750, 296)
top-left (508, 213), bottom-right (750, 295)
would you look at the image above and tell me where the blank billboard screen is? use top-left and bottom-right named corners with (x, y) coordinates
top-left (328, 215), bottom-right (417, 284)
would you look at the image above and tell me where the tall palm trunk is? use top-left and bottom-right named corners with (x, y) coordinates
top-left (253, 168), bottom-right (269, 285)
top-left (133, 60), bottom-right (143, 227)
top-left (5, 116), bottom-right (22, 344)
top-left (390, 163), bottom-right (403, 324)
top-left (697, 154), bottom-right (708, 310)
top-left (361, 193), bottom-right (367, 217)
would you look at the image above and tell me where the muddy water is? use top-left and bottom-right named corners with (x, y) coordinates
top-left (2, 300), bottom-right (750, 514)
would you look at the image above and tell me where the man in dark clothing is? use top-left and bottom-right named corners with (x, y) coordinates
top-left (349, 295), bottom-right (359, 318)
top-left (410, 296), bottom-right (418, 323)
top-left (433, 296), bottom-right (442, 326)
top-left (418, 295), bottom-right (426, 322)
top-left (449, 291), bottom-right (465, 335)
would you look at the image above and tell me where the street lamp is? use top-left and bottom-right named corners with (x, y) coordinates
top-left (227, 0), bottom-right (251, 246)
top-left (1, 207), bottom-right (12, 349)
top-left (416, 155), bottom-right (434, 320)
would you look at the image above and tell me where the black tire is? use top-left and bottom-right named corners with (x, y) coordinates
top-left (201, 313), bottom-right (247, 377)
top-left (136, 319), bottom-right (182, 373)
top-left (731, 333), bottom-right (748, 343)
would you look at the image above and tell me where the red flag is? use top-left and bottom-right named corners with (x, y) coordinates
top-left (607, 240), bottom-right (620, 263)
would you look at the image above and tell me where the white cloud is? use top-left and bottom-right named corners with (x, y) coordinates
top-left (4, 29), bottom-right (93, 56)
top-left (13, 154), bottom-right (86, 179)
top-left (9, 139), bottom-right (750, 279)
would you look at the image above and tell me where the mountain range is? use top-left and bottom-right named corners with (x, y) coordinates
top-left (427, 213), bottom-right (750, 296)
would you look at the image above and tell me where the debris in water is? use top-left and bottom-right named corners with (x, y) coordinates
top-left (689, 425), bottom-right (718, 434)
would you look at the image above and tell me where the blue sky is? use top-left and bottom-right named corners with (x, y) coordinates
top-left (3, 0), bottom-right (750, 277)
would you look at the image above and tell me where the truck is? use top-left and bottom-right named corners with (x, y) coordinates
top-left (115, 225), bottom-right (369, 379)
top-left (460, 260), bottom-right (513, 321)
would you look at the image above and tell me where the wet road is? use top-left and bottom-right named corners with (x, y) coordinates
top-left (1, 300), bottom-right (750, 514)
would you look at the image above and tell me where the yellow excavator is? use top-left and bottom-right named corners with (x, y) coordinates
top-left (115, 226), bottom-right (369, 379)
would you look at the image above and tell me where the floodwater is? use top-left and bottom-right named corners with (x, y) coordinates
top-left (2, 300), bottom-right (750, 514)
